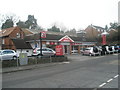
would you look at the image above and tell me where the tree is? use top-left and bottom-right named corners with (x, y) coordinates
top-left (16, 20), bottom-right (26, 28)
top-left (17, 15), bottom-right (42, 30)
top-left (47, 25), bottom-right (60, 32)
top-left (1, 13), bottom-right (19, 29)
top-left (105, 25), bottom-right (108, 31)
top-left (2, 19), bottom-right (14, 29)
top-left (25, 15), bottom-right (38, 29)
top-left (109, 22), bottom-right (118, 29)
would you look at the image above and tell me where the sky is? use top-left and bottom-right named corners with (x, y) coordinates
top-left (0, 0), bottom-right (119, 30)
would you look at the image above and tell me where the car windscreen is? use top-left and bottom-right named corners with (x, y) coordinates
top-left (108, 47), bottom-right (112, 51)
top-left (93, 47), bottom-right (98, 53)
top-left (85, 48), bottom-right (90, 50)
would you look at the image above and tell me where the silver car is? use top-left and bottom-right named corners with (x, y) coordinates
top-left (32, 48), bottom-right (56, 56)
top-left (0, 50), bottom-right (18, 60)
top-left (82, 47), bottom-right (100, 56)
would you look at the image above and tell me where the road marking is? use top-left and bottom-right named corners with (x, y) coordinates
top-left (98, 74), bottom-right (119, 88)
top-left (107, 79), bottom-right (113, 83)
top-left (62, 62), bottom-right (70, 64)
top-left (99, 83), bottom-right (106, 87)
top-left (114, 75), bottom-right (119, 78)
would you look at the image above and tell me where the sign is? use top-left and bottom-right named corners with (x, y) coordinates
top-left (55, 45), bottom-right (64, 56)
top-left (40, 31), bottom-right (46, 38)
top-left (59, 35), bottom-right (74, 42)
top-left (102, 35), bottom-right (106, 45)
top-left (50, 42), bottom-right (55, 45)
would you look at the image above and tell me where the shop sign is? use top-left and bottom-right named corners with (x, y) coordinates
top-left (40, 31), bottom-right (46, 38)
top-left (50, 42), bottom-right (55, 45)
top-left (55, 45), bottom-right (64, 56)
top-left (59, 35), bottom-right (74, 42)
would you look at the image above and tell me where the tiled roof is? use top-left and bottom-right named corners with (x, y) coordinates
top-left (25, 33), bottom-right (82, 42)
top-left (0, 27), bottom-right (17, 37)
top-left (22, 29), bottom-right (33, 36)
top-left (12, 38), bottom-right (32, 49)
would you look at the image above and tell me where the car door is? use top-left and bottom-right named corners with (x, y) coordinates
top-left (42, 49), bottom-right (48, 56)
top-left (2, 51), bottom-right (10, 60)
top-left (8, 50), bottom-right (15, 59)
top-left (47, 49), bottom-right (54, 56)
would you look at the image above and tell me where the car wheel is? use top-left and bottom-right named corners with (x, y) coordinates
top-left (82, 53), bottom-right (84, 56)
top-left (13, 56), bottom-right (17, 60)
top-left (89, 53), bottom-right (92, 56)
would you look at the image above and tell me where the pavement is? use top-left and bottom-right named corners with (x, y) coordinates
top-left (2, 53), bottom-right (117, 73)
top-left (1, 61), bottom-right (71, 73)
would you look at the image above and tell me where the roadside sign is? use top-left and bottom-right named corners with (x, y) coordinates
top-left (40, 31), bottom-right (46, 38)
top-left (55, 45), bottom-right (64, 56)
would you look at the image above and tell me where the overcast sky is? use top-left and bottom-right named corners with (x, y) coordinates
top-left (0, 0), bottom-right (119, 30)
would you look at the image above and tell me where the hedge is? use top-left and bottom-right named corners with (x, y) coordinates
top-left (2, 56), bottom-right (68, 68)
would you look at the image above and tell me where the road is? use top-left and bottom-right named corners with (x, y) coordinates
top-left (2, 54), bottom-right (119, 88)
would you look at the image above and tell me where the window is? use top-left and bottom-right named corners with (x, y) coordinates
top-left (2, 39), bottom-right (4, 44)
top-left (16, 33), bottom-right (20, 38)
top-left (3, 50), bottom-right (14, 54)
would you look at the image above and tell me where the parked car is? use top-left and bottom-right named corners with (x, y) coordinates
top-left (106, 46), bottom-right (114, 54)
top-left (82, 46), bottom-right (100, 56)
top-left (0, 50), bottom-right (18, 60)
top-left (71, 50), bottom-right (78, 53)
top-left (32, 48), bottom-right (56, 56)
top-left (114, 45), bottom-right (120, 53)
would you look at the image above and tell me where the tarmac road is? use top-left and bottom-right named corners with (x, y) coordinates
top-left (2, 54), bottom-right (119, 89)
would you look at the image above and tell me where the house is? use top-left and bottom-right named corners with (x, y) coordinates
top-left (0, 26), bottom-right (33, 56)
top-left (0, 26), bottom-right (25, 50)
top-left (85, 25), bottom-right (105, 43)
top-left (12, 38), bottom-right (32, 56)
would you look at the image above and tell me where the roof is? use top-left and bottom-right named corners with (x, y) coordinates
top-left (0, 27), bottom-right (17, 37)
top-left (22, 29), bottom-right (33, 36)
top-left (25, 33), bottom-right (82, 42)
top-left (12, 39), bottom-right (32, 49)
top-left (92, 25), bottom-right (105, 30)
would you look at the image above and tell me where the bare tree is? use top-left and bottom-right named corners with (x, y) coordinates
top-left (0, 13), bottom-right (19, 29)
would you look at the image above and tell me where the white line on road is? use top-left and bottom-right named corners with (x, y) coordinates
top-left (107, 79), bottom-right (113, 83)
top-left (98, 74), bottom-right (119, 88)
top-left (114, 75), bottom-right (119, 78)
top-left (99, 83), bottom-right (106, 87)
top-left (62, 62), bottom-right (70, 64)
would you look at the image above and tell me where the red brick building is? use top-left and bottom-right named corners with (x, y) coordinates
top-left (0, 26), bottom-right (32, 50)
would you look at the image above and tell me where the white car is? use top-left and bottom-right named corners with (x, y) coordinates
top-left (105, 46), bottom-right (114, 54)
top-left (82, 47), bottom-right (100, 56)
top-left (32, 48), bottom-right (56, 56)
top-left (71, 50), bottom-right (78, 53)
top-left (0, 50), bottom-right (18, 60)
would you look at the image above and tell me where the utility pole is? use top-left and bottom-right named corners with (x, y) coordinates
top-left (40, 32), bottom-right (42, 57)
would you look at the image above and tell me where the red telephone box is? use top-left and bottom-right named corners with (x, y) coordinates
top-left (102, 35), bottom-right (106, 45)
top-left (55, 45), bottom-right (64, 56)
